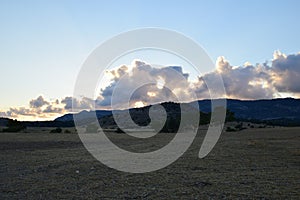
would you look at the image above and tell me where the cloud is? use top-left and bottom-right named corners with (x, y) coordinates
top-left (193, 56), bottom-right (276, 99)
top-left (61, 96), bottom-right (94, 111)
top-left (0, 96), bottom-right (65, 120)
top-left (0, 95), bottom-right (97, 119)
top-left (0, 111), bottom-right (9, 118)
top-left (99, 60), bottom-right (193, 109)
top-left (271, 51), bottom-right (300, 94)
top-left (43, 105), bottom-right (64, 113)
top-left (5, 107), bottom-right (36, 118)
top-left (99, 51), bottom-right (300, 105)
top-left (29, 96), bottom-right (49, 108)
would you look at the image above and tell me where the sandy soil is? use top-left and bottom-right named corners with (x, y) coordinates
top-left (0, 127), bottom-right (299, 199)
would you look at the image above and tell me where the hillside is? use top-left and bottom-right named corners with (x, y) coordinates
top-left (54, 98), bottom-right (300, 126)
top-left (1, 98), bottom-right (300, 128)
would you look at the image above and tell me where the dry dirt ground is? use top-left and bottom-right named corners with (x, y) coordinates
top-left (0, 127), bottom-right (299, 199)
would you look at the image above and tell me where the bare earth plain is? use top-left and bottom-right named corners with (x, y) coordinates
top-left (0, 127), bottom-right (299, 199)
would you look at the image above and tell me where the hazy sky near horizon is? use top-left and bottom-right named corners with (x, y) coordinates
top-left (1, 0), bottom-right (300, 120)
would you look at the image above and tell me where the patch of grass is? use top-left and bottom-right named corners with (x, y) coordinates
top-left (0, 127), bottom-right (299, 199)
top-left (247, 139), bottom-right (266, 147)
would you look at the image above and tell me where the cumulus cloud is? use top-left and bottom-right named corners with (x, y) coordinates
top-left (61, 96), bottom-right (94, 111)
top-left (2, 107), bottom-right (37, 118)
top-left (43, 105), bottom-right (64, 113)
top-left (0, 95), bottom-right (96, 120)
top-left (29, 95), bottom-right (49, 108)
top-left (271, 51), bottom-right (300, 94)
top-left (99, 60), bottom-right (193, 109)
top-left (207, 52), bottom-right (299, 99)
top-left (193, 56), bottom-right (276, 99)
top-left (0, 96), bottom-right (65, 120)
top-left (99, 52), bottom-right (300, 105)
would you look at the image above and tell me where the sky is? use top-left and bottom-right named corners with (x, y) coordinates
top-left (0, 0), bottom-right (300, 120)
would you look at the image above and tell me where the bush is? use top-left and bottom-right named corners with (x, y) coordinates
top-left (258, 125), bottom-right (266, 128)
top-left (50, 127), bottom-right (62, 133)
top-left (226, 109), bottom-right (236, 122)
top-left (235, 123), bottom-right (243, 129)
top-left (226, 127), bottom-right (236, 132)
top-left (115, 127), bottom-right (125, 133)
top-left (64, 129), bottom-right (71, 133)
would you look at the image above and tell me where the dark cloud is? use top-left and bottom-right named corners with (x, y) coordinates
top-left (271, 51), bottom-right (300, 93)
top-left (29, 96), bottom-right (49, 108)
top-left (43, 105), bottom-right (64, 113)
top-left (61, 96), bottom-right (94, 110)
top-left (7, 107), bottom-right (36, 117)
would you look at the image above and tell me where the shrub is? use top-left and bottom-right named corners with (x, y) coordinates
top-left (235, 123), bottom-right (243, 129)
top-left (64, 129), bottom-right (71, 133)
top-left (115, 127), bottom-right (125, 133)
top-left (226, 127), bottom-right (236, 132)
top-left (50, 127), bottom-right (62, 133)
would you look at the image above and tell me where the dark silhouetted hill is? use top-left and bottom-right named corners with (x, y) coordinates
top-left (1, 98), bottom-right (299, 128)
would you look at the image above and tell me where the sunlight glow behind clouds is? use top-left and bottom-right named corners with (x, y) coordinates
top-left (1, 51), bottom-right (300, 121)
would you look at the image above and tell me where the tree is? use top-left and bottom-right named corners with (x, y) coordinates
top-left (2, 119), bottom-right (26, 132)
top-left (226, 109), bottom-right (235, 122)
top-left (160, 116), bottom-right (180, 133)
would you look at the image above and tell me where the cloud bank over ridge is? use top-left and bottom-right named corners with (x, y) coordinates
top-left (1, 51), bottom-right (300, 120)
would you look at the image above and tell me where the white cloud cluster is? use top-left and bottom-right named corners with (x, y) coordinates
top-left (194, 56), bottom-right (275, 99)
top-left (203, 51), bottom-right (300, 99)
top-left (100, 52), bottom-right (300, 106)
top-left (1, 51), bottom-right (300, 120)
top-left (99, 60), bottom-right (192, 109)
top-left (0, 96), bottom-right (64, 120)
top-left (271, 51), bottom-right (300, 94)
top-left (0, 95), bottom-right (100, 120)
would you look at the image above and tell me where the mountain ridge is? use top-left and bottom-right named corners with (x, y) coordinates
top-left (55, 98), bottom-right (300, 122)
top-left (1, 98), bottom-right (300, 127)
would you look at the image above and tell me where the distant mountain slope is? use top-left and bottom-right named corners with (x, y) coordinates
top-left (197, 98), bottom-right (300, 120)
top-left (55, 110), bottom-right (112, 122)
top-left (0, 117), bottom-right (10, 126)
top-left (227, 98), bottom-right (300, 120)
top-left (53, 98), bottom-right (300, 127)
top-left (1, 98), bottom-right (300, 128)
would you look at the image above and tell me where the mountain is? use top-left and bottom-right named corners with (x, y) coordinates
top-left (0, 117), bottom-right (10, 126)
top-left (196, 98), bottom-right (300, 120)
top-left (55, 98), bottom-right (300, 122)
top-left (195, 98), bottom-right (300, 126)
top-left (55, 110), bottom-right (112, 122)
top-left (227, 98), bottom-right (300, 120)
top-left (2, 98), bottom-right (299, 129)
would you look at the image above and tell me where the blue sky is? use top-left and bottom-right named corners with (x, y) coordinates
top-left (1, 0), bottom-right (300, 120)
